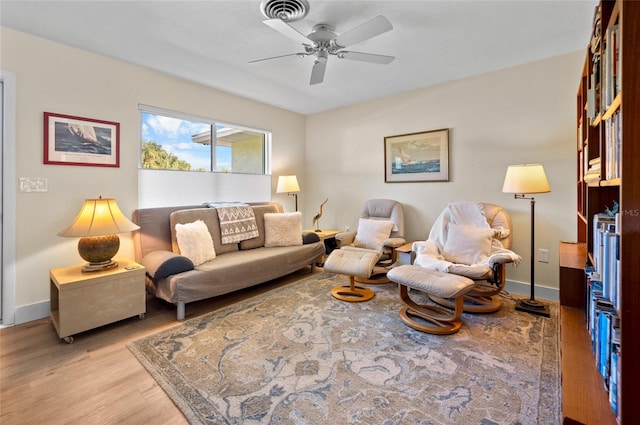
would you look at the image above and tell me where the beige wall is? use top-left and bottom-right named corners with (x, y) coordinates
top-left (2, 25), bottom-right (582, 323)
top-left (1, 27), bottom-right (305, 321)
top-left (304, 51), bottom-right (583, 292)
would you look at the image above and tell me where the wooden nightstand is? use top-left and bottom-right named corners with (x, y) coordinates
top-left (49, 258), bottom-right (146, 343)
top-left (304, 229), bottom-right (340, 266)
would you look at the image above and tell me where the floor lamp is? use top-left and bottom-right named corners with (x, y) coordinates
top-left (276, 175), bottom-right (300, 211)
top-left (502, 164), bottom-right (551, 317)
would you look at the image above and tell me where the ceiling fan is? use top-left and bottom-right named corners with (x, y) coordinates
top-left (250, 15), bottom-right (395, 85)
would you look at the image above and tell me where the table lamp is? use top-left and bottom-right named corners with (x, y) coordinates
top-left (502, 164), bottom-right (551, 317)
top-left (58, 196), bottom-right (140, 272)
top-left (276, 175), bottom-right (300, 211)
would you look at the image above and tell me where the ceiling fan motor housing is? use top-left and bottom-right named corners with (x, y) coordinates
top-left (260, 0), bottom-right (310, 21)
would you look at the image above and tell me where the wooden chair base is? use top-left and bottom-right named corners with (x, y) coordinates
top-left (331, 276), bottom-right (375, 302)
top-left (399, 285), bottom-right (465, 335)
top-left (429, 294), bottom-right (502, 314)
top-left (354, 265), bottom-right (391, 284)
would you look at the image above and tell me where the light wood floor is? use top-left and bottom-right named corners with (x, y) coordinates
top-left (0, 268), bottom-right (318, 425)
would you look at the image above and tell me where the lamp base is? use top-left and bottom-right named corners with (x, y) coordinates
top-left (82, 259), bottom-right (118, 273)
top-left (515, 298), bottom-right (550, 318)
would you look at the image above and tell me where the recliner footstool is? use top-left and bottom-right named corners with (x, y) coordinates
top-left (388, 265), bottom-right (476, 335)
top-left (323, 249), bottom-right (381, 302)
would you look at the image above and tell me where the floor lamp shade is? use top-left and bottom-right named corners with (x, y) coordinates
top-left (276, 175), bottom-right (300, 211)
top-left (502, 164), bottom-right (551, 317)
top-left (58, 197), bottom-right (140, 272)
top-left (502, 164), bottom-right (550, 195)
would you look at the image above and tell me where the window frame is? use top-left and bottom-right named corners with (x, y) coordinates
top-left (138, 104), bottom-right (272, 175)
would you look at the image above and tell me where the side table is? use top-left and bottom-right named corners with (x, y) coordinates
top-left (394, 242), bottom-right (416, 265)
top-left (50, 258), bottom-right (146, 343)
top-left (304, 229), bottom-right (340, 266)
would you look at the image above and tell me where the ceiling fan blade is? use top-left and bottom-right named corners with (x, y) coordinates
top-left (263, 19), bottom-right (311, 46)
top-left (337, 51), bottom-right (395, 65)
top-left (310, 60), bottom-right (327, 85)
top-left (334, 15), bottom-right (393, 48)
top-left (249, 52), bottom-right (306, 63)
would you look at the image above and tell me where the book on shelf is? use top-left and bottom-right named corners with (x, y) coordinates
top-left (609, 325), bottom-right (620, 416)
top-left (584, 156), bottom-right (601, 182)
top-left (604, 110), bottom-right (621, 180)
top-left (588, 52), bottom-right (601, 121)
top-left (601, 24), bottom-right (620, 114)
top-left (593, 213), bottom-right (616, 274)
top-left (585, 269), bottom-right (619, 416)
top-left (590, 4), bottom-right (601, 54)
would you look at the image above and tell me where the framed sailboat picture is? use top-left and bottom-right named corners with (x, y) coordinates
top-left (44, 112), bottom-right (120, 167)
top-left (384, 128), bottom-right (449, 182)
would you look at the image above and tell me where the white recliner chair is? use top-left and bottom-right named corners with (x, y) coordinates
top-left (412, 202), bottom-right (521, 313)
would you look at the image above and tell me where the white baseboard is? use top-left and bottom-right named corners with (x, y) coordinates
top-left (14, 300), bottom-right (50, 325)
top-left (505, 280), bottom-right (559, 302)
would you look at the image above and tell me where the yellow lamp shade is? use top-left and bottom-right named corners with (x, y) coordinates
top-left (276, 175), bottom-right (300, 193)
top-left (58, 197), bottom-right (140, 272)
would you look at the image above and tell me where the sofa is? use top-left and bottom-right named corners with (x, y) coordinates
top-left (132, 202), bottom-right (325, 320)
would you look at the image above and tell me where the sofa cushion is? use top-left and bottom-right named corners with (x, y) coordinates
top-left (140, 250), bottom-right (194, 279)
top-left (264, 212), bottom-right (303, 247)
top-left (175, 220), bottom-right (216, 266)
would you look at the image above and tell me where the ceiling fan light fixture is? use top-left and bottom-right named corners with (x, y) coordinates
top-left (316, 50), bottom-right (328, 63)
top-left (260, 0), bottom-right (310, 22)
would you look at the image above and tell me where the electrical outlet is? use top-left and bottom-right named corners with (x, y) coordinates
top-left (538, 248), bottom-right (550, 263)
top-left (344, 226), bottom-right (351, 232)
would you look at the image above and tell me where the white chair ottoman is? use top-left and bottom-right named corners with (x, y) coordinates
top-left (323, 249), bottom-right (381, 302)
top-left (387, 265), bottom-right (476, 335)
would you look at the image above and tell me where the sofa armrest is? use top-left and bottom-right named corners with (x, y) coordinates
top-left (302, 231), bottom-right (321, 244)
top-left (140, 250), bottom-right (194, 280)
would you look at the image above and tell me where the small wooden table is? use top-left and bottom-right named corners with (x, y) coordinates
top-left (50, 258), bottom-right (146, 343)
top-left (559, 241), bottom-right (587, 308)
top-left (304, 229), bottom-right (340, 266)
top-left (394, 241), bottom-right (415, 265)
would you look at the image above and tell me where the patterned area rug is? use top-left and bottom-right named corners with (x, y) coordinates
top-left (128, 272), bottom-right (559, 424)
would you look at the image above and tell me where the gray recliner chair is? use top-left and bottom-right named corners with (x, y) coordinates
top-left (334, 199), bottom-right (406, 283)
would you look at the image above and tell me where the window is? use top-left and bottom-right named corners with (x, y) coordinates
top-left (140, 107), bottom-right (269, 174)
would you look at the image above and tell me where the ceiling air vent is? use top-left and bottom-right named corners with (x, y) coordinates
top-left (260, 0), bottom-right (310, 22)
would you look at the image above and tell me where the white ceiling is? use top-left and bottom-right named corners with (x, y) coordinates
top-left (0, 0), bottom-right (596, 115)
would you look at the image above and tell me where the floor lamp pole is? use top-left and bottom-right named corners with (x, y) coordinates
top-left (515, 195), bottom-right (550, 317)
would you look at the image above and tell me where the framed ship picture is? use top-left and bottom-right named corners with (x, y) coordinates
top-left (44, 112), bottom-right (120, 167)
top-left (384, 128), bottom-right (449, 182)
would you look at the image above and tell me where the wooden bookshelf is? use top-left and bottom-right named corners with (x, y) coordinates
top-left (560, 307), bottom-right (617, 425)
top-left (561, 1), bottom-right (640, 423)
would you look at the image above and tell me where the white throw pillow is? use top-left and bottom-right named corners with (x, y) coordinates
top-left (442, 223), bottom-right (493, 266)
top-left (353, 218), bottom-right (395, 251)
top-left (175, 219), bottom-right (216, 266)
top-left (264, 212), bottom-right (303, 247)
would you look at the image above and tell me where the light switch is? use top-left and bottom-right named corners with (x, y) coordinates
top-left (19, 177), bottom-right (48, 192)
